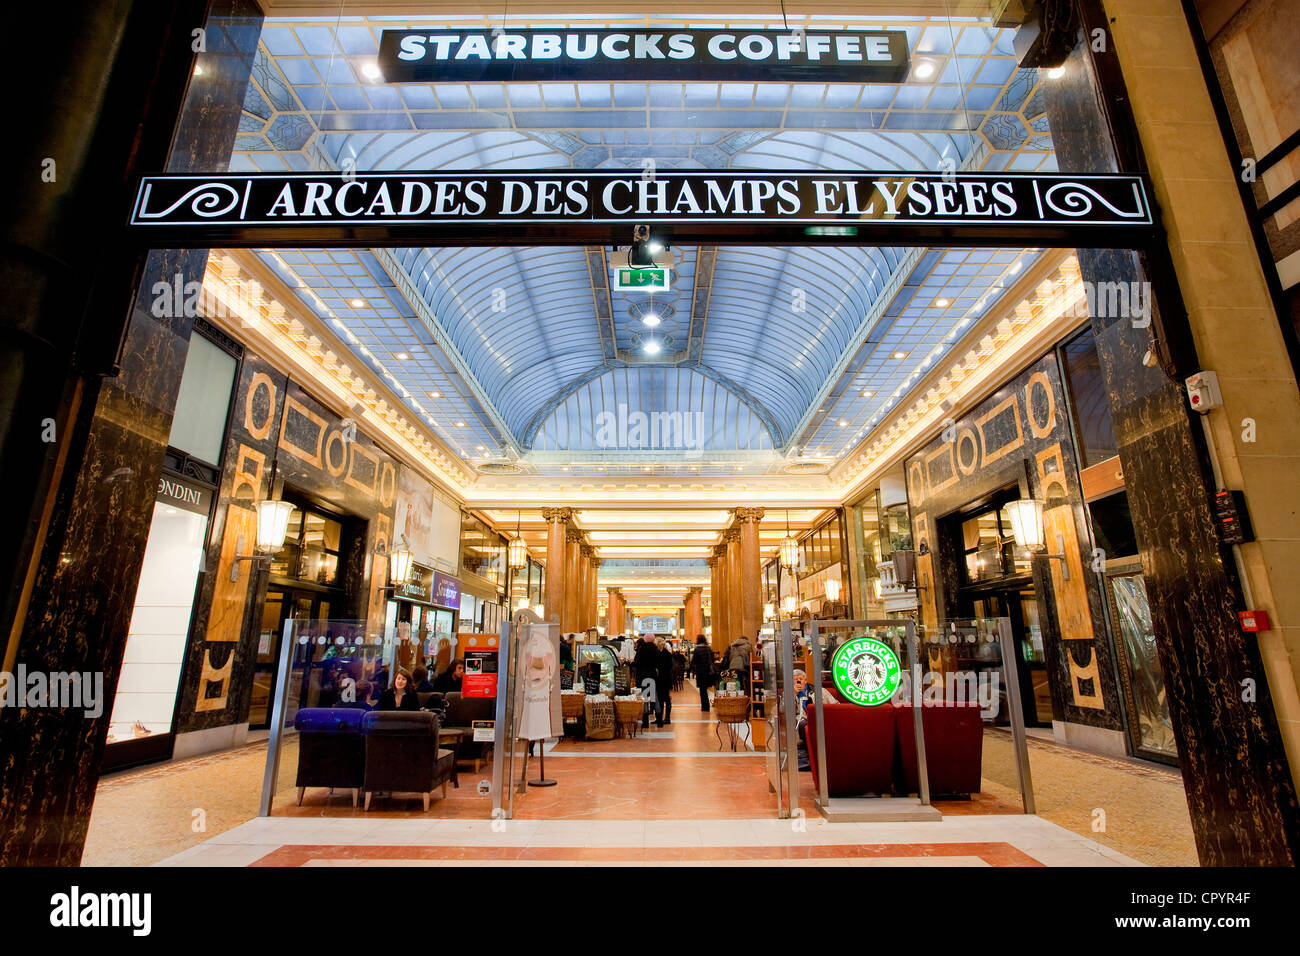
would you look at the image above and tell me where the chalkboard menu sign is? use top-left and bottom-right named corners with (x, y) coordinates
top-left (560, 669), bottom-right (574, 690)
top-left (614, 664), bottom-right (631, 695)
top-left (582, 662), bottom-right (602, 692)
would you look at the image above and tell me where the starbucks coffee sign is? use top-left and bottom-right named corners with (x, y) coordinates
top-left (831, 636), bottom-right (902, 707)
top-left (378, 29), bottom-right (910, 84)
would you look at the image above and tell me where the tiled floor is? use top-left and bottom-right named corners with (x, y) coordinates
top-left (84, 681), bottom-right (1197, 866)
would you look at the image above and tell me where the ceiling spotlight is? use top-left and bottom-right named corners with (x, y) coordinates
top-left (892, 351), bottom-right (908, 359)
top-left (838, 420), bottom-right (849, 427)
top-left (428, 391), bottom-right (441, 398)
top-left (351, 299), bottom-right (367, 308)
top-left (642, 313), bottom-right (661, 327)
top-left (362, 62), bottom-right (382, 81)
top-left (643, 338), bottom-right (662, 355)
top-left (934, 298), bottom-right (950, 308)
top-left (648, 240), bottom-right (664, 254)
top-left (861, 390), bottom-right (874, 398)
top-left (1048, 66), bottom-right (1066, 79)
top-left (454, 421), bottom-right (466, 427)
top-left (394, 352), bottom-right (410, 360)
top-left (913, 60), bottom-right (936, 79)
top-left (476, 445), bottom-right (485, 451)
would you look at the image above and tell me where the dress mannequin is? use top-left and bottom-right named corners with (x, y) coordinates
top-left (518, 629), bottom-right (558, 787)
top-left (518, 630), bottom-right (556, 741)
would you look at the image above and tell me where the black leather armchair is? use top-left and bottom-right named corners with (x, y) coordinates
top-left (442, 692), bottom-right (497, 771)
top-left (360, 711), bottom-right (456, 811)
top-left (293, 707), bottom-right (366, 807)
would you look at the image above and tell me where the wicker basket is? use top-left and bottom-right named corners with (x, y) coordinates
top-left (615, 699), bottom-right (645, 724)
top-left (561, 693), bottom-right (586, 719)
top-left (713, 696), bottom-right (751, 721)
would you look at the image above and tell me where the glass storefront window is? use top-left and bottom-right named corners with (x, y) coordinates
top-left (459, 511), bottom-right (505, 587)
top-left (166, 331), bottom-right (236, 466)
top-left (108, 501), bottom-right (207, 742)
top-left (266, 503), bottom-right (343, 586)
top-left (1061, 328), bottom-right (1119, 467)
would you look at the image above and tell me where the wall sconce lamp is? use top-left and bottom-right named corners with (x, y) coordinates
top-left (824, 577), bottom-right (841, 602)
top-left (781, 594), bottom-right (797, 615)
top-left (1004, 498), bottom-right (1070, 580)
top-left (231, 499), bottom-right (296, 581)
top-left (763, 601), bottom-right (775, 621)
top-left (375, 535), bottom-right (415, 593)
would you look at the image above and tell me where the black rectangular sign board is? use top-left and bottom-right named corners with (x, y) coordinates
top-left (128, 170), bottom-right (1156, 248)
top-left (378, 29), bottom-right (910, 84)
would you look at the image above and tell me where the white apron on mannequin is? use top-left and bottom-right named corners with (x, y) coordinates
top-left (518, 630), bottom-right (556, 741)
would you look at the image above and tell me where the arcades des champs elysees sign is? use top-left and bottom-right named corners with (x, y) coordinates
top-left (127, 27), bottom-right (1156, 246)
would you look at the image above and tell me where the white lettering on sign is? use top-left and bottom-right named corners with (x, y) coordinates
top-left (158, 477), bottom-right (202, 506)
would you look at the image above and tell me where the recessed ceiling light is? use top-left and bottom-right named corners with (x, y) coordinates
top-left (642, 466), bottom-right (651, 472)
top-left (643, 338), bottom-right (661, 355)
top-left (476, 446), bottom-right (485, 451)
top-left (838, 420), bottom-right (849, 427)
top-left (561, 466), bottom-right (569, 471)
top-left (362, 62), bottom-right (382, 81)
top-left (861, 390), bottom-right (874, 398)
top-left (642, 313), bottom-right (661, 327)
top-left (892, 351), bottom-right (908, 359)
top-left (428, 391), bottom-right (441, 398)
top-left (934, 298), bottom-right (950, 308)
top-left (914, 60), bottom-right (936, 79)
top-left (351, 298), bottom-right (366, 308)
top-left (394, 352), bottom-right (410, 360)
top-left (454, 421), bottom-right (465, 428)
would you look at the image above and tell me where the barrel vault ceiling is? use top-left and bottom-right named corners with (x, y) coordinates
top-left (208, 10), bottom-right (1083, 606)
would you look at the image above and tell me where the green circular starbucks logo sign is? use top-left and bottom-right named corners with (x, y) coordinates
top-left (831, 637), bottom-right (902, 707)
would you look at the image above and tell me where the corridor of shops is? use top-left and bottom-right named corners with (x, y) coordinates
top-left (6, 0), bottom-right (1300, 878)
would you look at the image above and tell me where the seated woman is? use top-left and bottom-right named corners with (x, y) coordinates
top-left (432, 661), bottom-right (464, 693)
top-left (412, 666), bottom-right (435, 693)
top-left (377, 669), bottom-right (420, 711)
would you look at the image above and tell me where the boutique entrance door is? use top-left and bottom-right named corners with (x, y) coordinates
top-left (251, 588), bottom-right (334, 729)
top-left (966, 588), bottom-right (1051, 727)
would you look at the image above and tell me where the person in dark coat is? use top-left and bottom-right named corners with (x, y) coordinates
top-left (633, 634), bottom-right (663, 729)
top-left (656, 638), bottom-right (675, 725)
top-left (377, 669), bottom-right (420, 711)
top-left (691, 635), bottom-right (714, 712)
top-left (432, 661), bottom-right (464, 693)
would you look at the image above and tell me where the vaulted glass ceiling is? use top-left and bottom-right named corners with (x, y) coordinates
top-left (233, 13), bottom-right (1058, 478)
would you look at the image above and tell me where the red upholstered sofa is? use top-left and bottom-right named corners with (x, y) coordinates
top-left (894, 702), bottom-right (984, 798)
top-left (804, 699), bottom-right (896, 797)
top-left (803, 693), bottom-right (984, 798)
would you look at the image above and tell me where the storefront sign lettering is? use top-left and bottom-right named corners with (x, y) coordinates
top-left (378, 29), bottom-right (910, 84)
top-left (131, 171), bottom-right (1153, 234)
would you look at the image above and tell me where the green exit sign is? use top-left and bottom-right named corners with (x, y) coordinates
top-left (612, 267), bottom-right (670, 291)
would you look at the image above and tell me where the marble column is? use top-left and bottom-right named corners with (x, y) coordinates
top-left (579, 544), bottom-right (595, 631)
top-left (541, 507), bottom-right (571, 627)
top-left (607, 588), bottom-right (623, 638)
top-left (564, 528), bottom-right (583, 634)
top-left (685, 587), bottom-right (704, 643)
top-left (1041, 0), bottom-right (1299, 864)
top-left (712, 545), bottom-right (730, 651)
top-left (0, 0), bottom-right (262, 867)
top-left (588, 555), bottom-right (600, 633)
top-left (706, 558), bottom-right (719, 649)
top-left (724, 529), bottom-right (743, 646)
top-left (736, 508), bottom-right (765, 643)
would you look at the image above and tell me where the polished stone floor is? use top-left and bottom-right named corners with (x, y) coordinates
top-left (83, 681), bottom-right (1198, 866)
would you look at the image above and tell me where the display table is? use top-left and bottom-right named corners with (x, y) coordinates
top-left (714, 695), bottom-right (752, 751)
